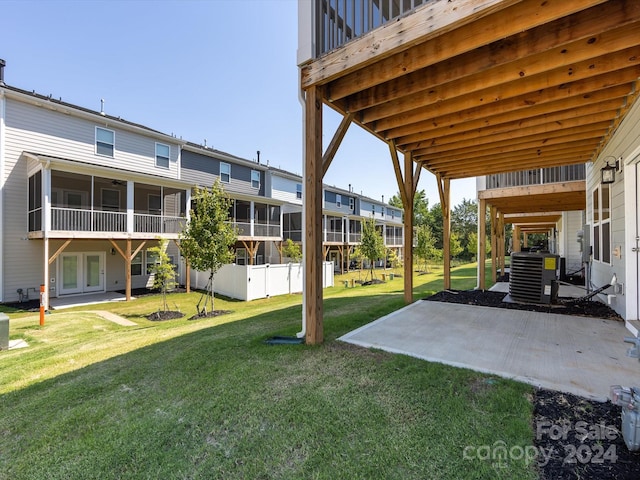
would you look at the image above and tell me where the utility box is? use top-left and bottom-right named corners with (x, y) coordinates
top-left (509, 252), bottom-right (559, 304)
top-left (610, 385), bottom-right (640, 452)
top-left (0, 313), bottom-right (8, 350)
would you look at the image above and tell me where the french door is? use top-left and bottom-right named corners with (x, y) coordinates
top-left (59, 252), bottom-right (105, 295)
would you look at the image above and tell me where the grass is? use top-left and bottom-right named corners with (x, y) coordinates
top-left (0, 262), bottom-right (537, 479)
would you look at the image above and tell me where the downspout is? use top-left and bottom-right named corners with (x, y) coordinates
top-left (297, 83), bottom-right (306, 339)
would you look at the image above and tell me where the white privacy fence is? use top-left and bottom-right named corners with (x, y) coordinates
top-left (190, 262), bottom-right (334, 301)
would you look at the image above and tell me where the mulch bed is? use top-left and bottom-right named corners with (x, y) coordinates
top-left (426, 288), bottom-right (639, 479)
top-left (188, 310), bottom-right (231, 321)
top-left (146, 311), bottom-right (184, 321)
top-left (425, 289), bottom-right (623, 320)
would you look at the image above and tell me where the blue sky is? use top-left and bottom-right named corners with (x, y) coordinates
top-left (1, 0), bottom-right (476, 208)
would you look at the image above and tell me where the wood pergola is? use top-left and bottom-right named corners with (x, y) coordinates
top-left (301, 0), bottom-right (640, 344)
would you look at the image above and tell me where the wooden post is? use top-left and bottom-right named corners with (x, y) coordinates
top-left (390, 144), bottom-right (418, 305)
top-left (523, 232), bottom-right (529, 248)
top-left (499, 211), bottom-right (505, 278)
top-left (305, 85), bottom-right (324, 345)
top-left (185, 260), bottom-right (191, 293)
top-left (478, 198), bottom-right (486, 290)
top-left (126, 239), bottom-right (132, 301)
top-left (403, 155), bottom-right (414, 303)
top-left (436, 174), bottom-right (451, 290)
top-left (513, 225), bottom-right (521, 253)
top-left (490, 206), bottom-right (497, 283)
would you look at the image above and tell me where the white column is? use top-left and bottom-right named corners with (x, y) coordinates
top-left (126, 180), bottom-right (134, 233)
top-left (250, 201), bottom-right (255, 237)
top-left (43, 168), bottom-right (51, 232)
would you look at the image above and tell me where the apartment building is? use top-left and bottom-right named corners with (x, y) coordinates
top-left (0, 63), bottom-right (402, 306)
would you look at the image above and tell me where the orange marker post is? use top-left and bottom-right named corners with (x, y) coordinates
top-left (39, 284), bottom-right (45, 326)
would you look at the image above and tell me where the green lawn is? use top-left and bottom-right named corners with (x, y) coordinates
top-left (0, 262), bottom-right (537, 479)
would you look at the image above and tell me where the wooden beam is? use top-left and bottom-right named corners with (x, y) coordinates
top-left (513, 225), bottom-right (521, 253)
top-left (369, 46), bottom-right (640, 131)
top-left (360, 23), bottom-right (640, 123)
top-left (346, 2), bottom-right (640, 111)
top-left (305, 85), bottom-right (324, 345)
top-left (389, 140), bottom-right (408, 207)
top-left (322, 113), bottom-right (352, 178)
top-left (386, 78), bottom-right (634, 143)
top-left (302, 0), bottom-right (522, 89)
top-left (479, 181), bottom-right (585, 200)
top-left (478, 198), bottom-right (486, 290)
top-left (48, 238), bottom-right (72, 265)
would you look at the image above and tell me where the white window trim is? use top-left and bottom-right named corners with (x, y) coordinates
top-left (592, 183), bottom-right (612, 265)
top-left (336, 194), bottom-right (341, 208)
top-left (296, 183), bottom-right (302, 199)
top-left (131, 251), bottom-right (143, 276)
top-left (145, 249), bottom-right (160, 274)
top-left (220, 162), bottom-right (231, 183)
top-left (251, 170), bottom-right (260, 189)
top-left (349, 197), bottom-right (354, 210)
top-left (95, 126), bottom-right (115, 158)
top-left (155, 142), bottom-right (170, 169)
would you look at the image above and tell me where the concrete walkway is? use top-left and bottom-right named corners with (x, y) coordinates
top-left (339, 300), bottom-right (639, 401)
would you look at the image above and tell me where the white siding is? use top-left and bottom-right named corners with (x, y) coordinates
top-left (270, 174), bottom-right (302, 205)
top-left (1, 95), bottom-right (182, 303)
top-left (586, 95), bottom-right (640, 320)
top-left (5, 100), bottom-right (180, 178)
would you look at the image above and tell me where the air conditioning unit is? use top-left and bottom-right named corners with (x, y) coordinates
top-left (509, 252), bottom-right (559, 304)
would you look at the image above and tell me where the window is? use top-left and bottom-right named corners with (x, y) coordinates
top-left (155, 143), bottom-right (170, 168)
top-left (148, 194), bottom-right (162, 215)
top-left (251, 170), bottom-right (260, 189)
top-left (296, 183), bottom-right (302, 199)
top-left (381, 206), bottom-right (384, 217)
top-left (28, 171), bottom-right (42, 231)
top-left (220, 162), bottom-right (231, 183)
top-left (336, 194), bottom-right (341, 208)
top-left (146, 250), bottom-right (160, 274)
top-left (96, 127), bottom-right (114, 157)
top-left (391, 210), bottom-right (395, 220)
top-left (371, 205), bottom-right (375, 214)
top-left (131, 251), bottom-right (143, 276)
top-left (101, 189), bottom-right (120, 211)
top-left (592, 184), bottom-right (611, 264)
top-left (349, 197), bottom-right (354, 211)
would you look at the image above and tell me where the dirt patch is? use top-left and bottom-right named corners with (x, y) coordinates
top-left (427, 289), bottom-right (638, 479)
top-left (146, 311), bottom-right (184, 321)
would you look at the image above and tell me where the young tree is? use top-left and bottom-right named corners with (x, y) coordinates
top-left (282, 238), bottom-right (302, 263)
top-left (359, 216), bottom-right (386, 280)
top-left (180, 181), bottom-right (237, 315)
top-left (389, 189), bottom-right (430, 226)
top-left (147, 239), bottom-right (177, 313)
top-left (415, 224), bottom-right (436, 272)
top-left (449, 231), bottom-right (464, 262)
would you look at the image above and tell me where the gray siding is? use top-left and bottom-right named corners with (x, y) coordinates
top-left (181, 150), bottom-right (265, 196)
top-left (1, 95), bottom-right (181, 302)
top-left (324, 190), bottom-right (356, 215)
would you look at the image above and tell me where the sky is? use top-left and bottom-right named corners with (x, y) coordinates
top-left (1, 0), bottom-right (476, 208)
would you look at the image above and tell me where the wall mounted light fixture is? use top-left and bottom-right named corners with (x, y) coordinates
top-left (601, 156), bottom-right (620, 184)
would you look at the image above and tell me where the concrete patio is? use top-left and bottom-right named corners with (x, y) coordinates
top-left (339, 299), bottom-right (639, 401)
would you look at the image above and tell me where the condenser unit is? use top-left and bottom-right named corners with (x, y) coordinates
top-left (509, 252), bottom-right (559, 304)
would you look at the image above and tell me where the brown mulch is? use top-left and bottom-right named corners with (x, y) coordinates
top-left (426, 288), bottom-right (639, 479)
top-left (188, 310), bottom-right (231, 321)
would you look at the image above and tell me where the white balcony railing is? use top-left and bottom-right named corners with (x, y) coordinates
top-left (52, 208), bottom-right (127, 232)
top-left (349, 233), bottom-right (361, 243)
top-left (326, 231), bottom-right (343, 242)
top-left (51, 208), bottom-right (183, 234)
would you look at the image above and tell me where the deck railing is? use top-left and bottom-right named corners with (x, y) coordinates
top-left (349, 232), bottom-right (362, 243)
top-left (326, 231), bottom-right (344, 242)
top-left (51, 208), bottom-right (184, 234)
top-left (316, 0), bottom-right (427, 56)
top-left (52, 208), bottom-right (127, 232)
top-left (485, 164), bottom-right (586, 189)
top-left (283, 230), bottom-right (303, 242)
